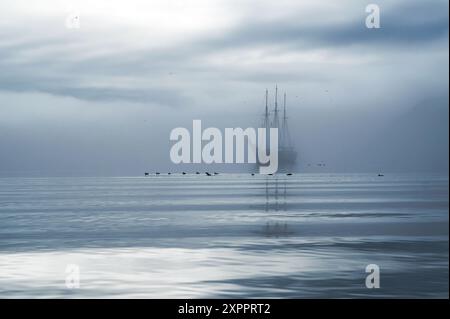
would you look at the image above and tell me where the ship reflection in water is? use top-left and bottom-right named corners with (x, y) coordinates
top-left (0, 174), bottom-right (448, 298)
top-left (257, 176), bottom-right (294, 237)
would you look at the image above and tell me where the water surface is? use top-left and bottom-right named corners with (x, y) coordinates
top-left (0, 174), bottom-right (448, 298)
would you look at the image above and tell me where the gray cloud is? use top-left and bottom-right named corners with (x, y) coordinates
top-left (0, 0), bottom-right (447, 104)
top-left (0, 0), bottom-right (448, 175)
top-left (201, 5), bottom-right (448, 51)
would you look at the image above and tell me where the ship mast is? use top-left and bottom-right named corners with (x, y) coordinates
top-left (281, 92), bottom-right (292, 149)
top-left (281, 92), bottom-right (286, 148)
top-left (272, 85), bottom-right (280, 129)
top-left (262, 89), bottom-right (270, 152)
top-left (263, 89), bottom-right (269, 128)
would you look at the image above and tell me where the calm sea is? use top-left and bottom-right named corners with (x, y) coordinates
top-left (0, 173), bottom-right (448, 298)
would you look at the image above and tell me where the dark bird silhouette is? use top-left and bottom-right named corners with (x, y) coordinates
top-left (155, 172), bottom-right (160, 175)
top-left (182, 172), bottom-right (186, 175)
top-left (205, 172), bottom-right (212, 176)
top-left (195, 172), bottom-right (200, 175)
top-left (144, 172), bottom-right (149, 176)
top-left (378, 174), bottom-right (384, 177)
top-left (251, 173), bottom-right (255, 176)
top-left (214, 172), bottom-right (219, 175)
top-left (286, 173), bottom-right (293, 176)
top-left (168, 172), bottom-right (171, 175)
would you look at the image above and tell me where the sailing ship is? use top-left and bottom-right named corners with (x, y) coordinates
top-left (260, 86), bottom-right (297, 172)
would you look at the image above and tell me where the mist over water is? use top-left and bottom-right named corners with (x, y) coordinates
top-left (0, 173), bottom-right (447, 298)
top-left (0, 1), bottom-right (448, 177)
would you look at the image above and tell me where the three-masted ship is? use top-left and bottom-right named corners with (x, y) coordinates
top-left (260, 86), bottom-right (297, 172)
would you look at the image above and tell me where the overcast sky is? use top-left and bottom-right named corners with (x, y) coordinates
top-left (0, 0), bottom-right (448, 176)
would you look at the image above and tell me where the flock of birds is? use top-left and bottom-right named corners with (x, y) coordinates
top-left (144, 172), bottom-right (384, 177)
top-left (144, 172), bottom-right (294, 176)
